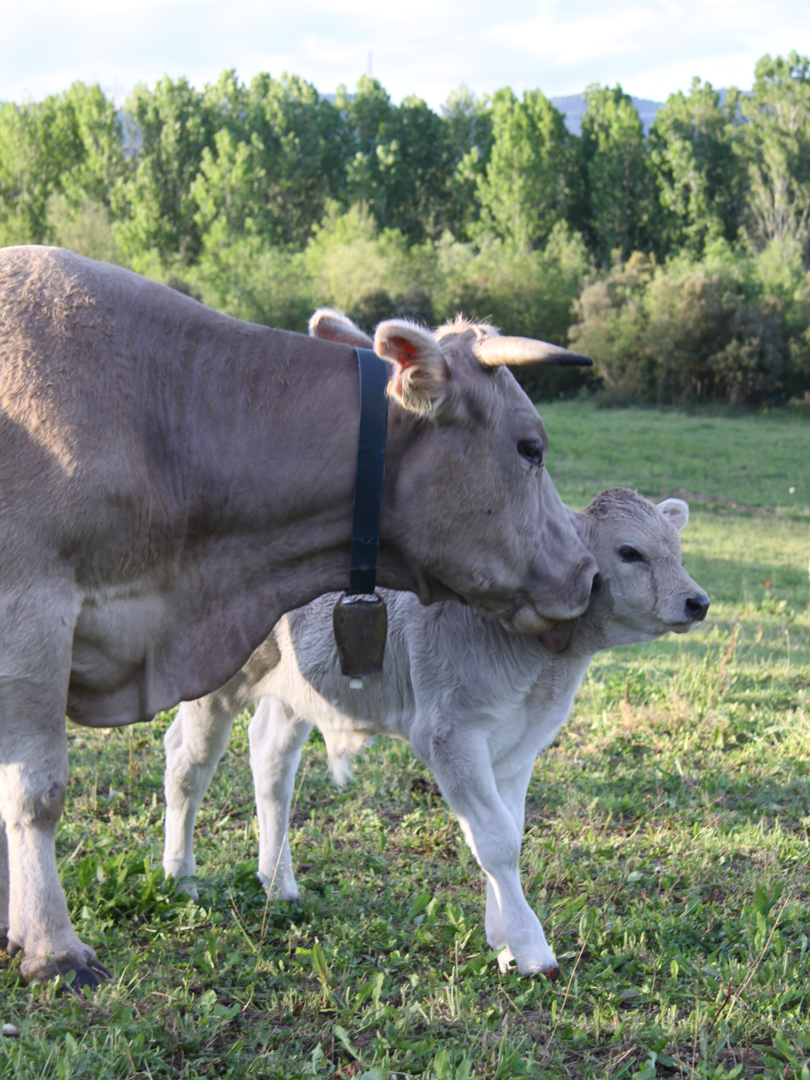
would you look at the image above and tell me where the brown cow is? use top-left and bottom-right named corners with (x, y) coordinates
top-left (0, 247), bottom-right (596, 986)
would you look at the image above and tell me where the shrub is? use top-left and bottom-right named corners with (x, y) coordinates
top-left (46, 192), bottom-right (119, 264)
top-left (188, 225), bottom-right (315, 331)
top-left (569, 252), bottom-right (655, 400)
top-left (570, 248), bottom-right (805, 405)
top-left (303, 203), bottom-right (435, 317)
top-left (437, 222), bottom-right (594, 399)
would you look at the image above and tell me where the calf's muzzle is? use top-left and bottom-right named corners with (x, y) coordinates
top-left (684, 593), bottom-right (711, 622)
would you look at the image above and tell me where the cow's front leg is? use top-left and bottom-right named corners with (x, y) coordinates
top-left (0, 701), bottom-right (107, 987)
top-left (248, 697), bottom-right (312, 901)
top-left (163, 698), bottom-right (237, 899)
top-left (0, 816), bottom-right (9, 952)
top-left (420, 727), bottom-right (557, 977)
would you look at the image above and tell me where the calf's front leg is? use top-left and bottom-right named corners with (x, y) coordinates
top-left (248, 697), bottom-right (312, 900)
top-left (484, 763), bottom-right (546, 974)
top-left (416, 724), bottom-right (557, 977)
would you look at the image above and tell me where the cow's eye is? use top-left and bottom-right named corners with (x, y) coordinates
top-left (518, 440), bottom-right (544, 467)
top-left (618, 545), bottom-right (645, 563)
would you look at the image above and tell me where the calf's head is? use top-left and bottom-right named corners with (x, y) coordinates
top-left (310, 310), bottom-right (598, 631)
top-left (579, 489), bottom-right (710, 645)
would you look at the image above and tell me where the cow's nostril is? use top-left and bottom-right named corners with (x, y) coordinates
top-left (590, 572), bottom-right (602, 597)
top-left (685, 595), bottom-right (710, 621)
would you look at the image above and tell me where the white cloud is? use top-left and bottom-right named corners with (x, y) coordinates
top-left (488, 6), bottom-right (660, 66)
top-left (1, 0), bottom-right (808, 107)
top-left (485, 0), bottom-right (810, 94)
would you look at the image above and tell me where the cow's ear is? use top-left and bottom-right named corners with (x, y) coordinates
top-left (657, 498), bottom-right (689, 533)
top-left (374, 319), bottom-right (447, 417)
top-left (308, 308), bottom-right (373, 348)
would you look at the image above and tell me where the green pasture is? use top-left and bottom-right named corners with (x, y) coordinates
top-left (1, 403), bottom-right (809, 1079)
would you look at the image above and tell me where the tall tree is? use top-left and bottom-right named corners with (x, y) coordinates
top-left (341, 77), bottom-right (453, 243)
top-left (579, 84), bottom-right (653, 263)
top-left (477, 88), bottom-right (571, 250)
top-left (741, 51), bottom-right (810, 251)
top-left (0, 102), bottom-right (49, 245)
top-left (192, 72), bottom-right (348, 249)
top-left (0, 82), bottom-right (122, 246)
top-left (649, 79), bottom-right (744, 256)
top-left (440, 85), bottom-right (493, 240)
top-left (112, 76), bottom-right (216, 266)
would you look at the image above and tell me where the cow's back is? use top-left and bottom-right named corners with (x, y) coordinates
top-left (0, 246), bottom-right (302, 586)
top-left (0, 248), bottom-right (203, 576)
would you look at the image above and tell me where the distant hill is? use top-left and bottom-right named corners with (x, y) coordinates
top-left (551, 93), bottom-right (663, 135)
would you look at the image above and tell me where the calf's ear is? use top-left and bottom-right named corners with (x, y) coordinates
top-left (309, 308), bottom-right (373, 348)
top-left (374, 320), bottom-right (447, 417)
top-left (657, 498), bottom-right (689, 533)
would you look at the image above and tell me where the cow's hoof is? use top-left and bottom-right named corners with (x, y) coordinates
top-left (68, 961), bottom-right (111, 993)
top-left (0, 927), bottom-right (8, 954)
top-left (257, 871), bottom-right (301, 902)
top-left (177, 881), bottom-right (200, 903)
top-left (20, 954), bottom-right (111, 989)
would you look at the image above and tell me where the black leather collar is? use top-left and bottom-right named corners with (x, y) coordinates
top-left (347, 347), bottom-right (389, 595)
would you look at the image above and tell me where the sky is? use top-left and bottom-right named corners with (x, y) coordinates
top-left (2, 0), bottom-right (809, 109)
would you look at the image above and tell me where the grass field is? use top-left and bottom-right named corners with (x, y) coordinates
top-left (1, 403), bottom-right (809, 1080)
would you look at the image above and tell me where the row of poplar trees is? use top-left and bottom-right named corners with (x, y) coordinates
top-left (1, 52), bottom-right (809, 404)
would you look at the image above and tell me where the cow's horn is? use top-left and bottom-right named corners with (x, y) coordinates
top-left (475, 337), bottom-right (593, 367)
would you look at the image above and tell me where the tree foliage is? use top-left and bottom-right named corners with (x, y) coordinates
top-left (0, 81), bottom-right (122, 247)
top-left (741, 51), bottom-right (810, 250)
top-left (477, 88), bottom-right (571, 250)
top-left (578, 84), bottom-right (654, 263)
top-left (649, 79), bottom-right (744, 256)
top-left (1, 57), bottom-right (809, 405)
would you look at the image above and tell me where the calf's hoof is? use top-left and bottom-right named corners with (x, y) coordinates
top-left (530, 965), bottom-right (560, 983)
top-left (164, 865), bottom-right (199, 903)
top-left (177, 881), bottom-right (200, 903)
top-left (0, 927), bottom-right (9, 954)
top-left (257, 871), bottom-right (301, 902)
top-left (496, 947), bottom-right (515, 974)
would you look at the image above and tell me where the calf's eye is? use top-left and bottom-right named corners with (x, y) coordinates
top-left (618, 545), bottom-right (645, 563)
top-left (518, 440), bottom-right (544, 467)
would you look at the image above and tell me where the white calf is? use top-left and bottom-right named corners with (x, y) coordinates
top-left (163, 489), bottom-right (709, 976)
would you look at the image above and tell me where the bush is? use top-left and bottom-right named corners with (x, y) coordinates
top-left (570, 247), bottom-right (807, 405)
top-left (569, 251), bottom-right (654, 400)
top-left (186, 225), bottom-right (315, 331)
top-left (303, 203), bottom-right (435, 318)
top-left (46, 193), bottom-right (119, 263)
top-left (435, 222), bottom-right (595, 399)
